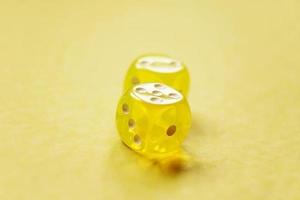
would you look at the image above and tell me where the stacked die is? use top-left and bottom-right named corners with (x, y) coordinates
top-left (116, 54), bottom-right (192, 158)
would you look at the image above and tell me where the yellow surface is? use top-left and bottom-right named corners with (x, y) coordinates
top-left (0, 0), bottom-right (299, 199)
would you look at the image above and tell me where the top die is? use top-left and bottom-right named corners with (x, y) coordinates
top-left (123, 54), bottom-right (190, 96)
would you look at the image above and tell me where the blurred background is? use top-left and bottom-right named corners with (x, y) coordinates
top-left (0, 0), bottom-right (299, 200)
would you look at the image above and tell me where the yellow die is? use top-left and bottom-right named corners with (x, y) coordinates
top-left (123, 54), bottom-right (190, 96)
top-left (116, 83), bottom-right (191, 157)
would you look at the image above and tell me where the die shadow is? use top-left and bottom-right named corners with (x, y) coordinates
top-left (105, 140), bottom-right (203, 179)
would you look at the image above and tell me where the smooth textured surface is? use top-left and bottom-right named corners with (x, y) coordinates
top-left (0, 1), bottom-right (299, 200)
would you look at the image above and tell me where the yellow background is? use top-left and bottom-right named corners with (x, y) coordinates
top-left (0, 0), bottom-right (299, 199)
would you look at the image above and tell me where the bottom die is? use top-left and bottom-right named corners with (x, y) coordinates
top-left (115, 82), bottom-right (191, 157)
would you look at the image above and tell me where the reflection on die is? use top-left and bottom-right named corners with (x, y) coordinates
top-left (116, 83), bottom-right (191, 157)
top-left (123, 54), bottom-right (190, 96)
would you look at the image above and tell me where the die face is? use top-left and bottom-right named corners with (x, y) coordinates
top-left (116, 93), bottom-right (150, 151)
top-left (132, 83), bottom-right (183, 105)
top-left (123, 54), bottom-right (190, 96)
top-left (116, 83), bottom-right (191, 157)
top-left (136, 55), bottom-right (183, 73)
top-left (143, 102), bottom-right (191, 155)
